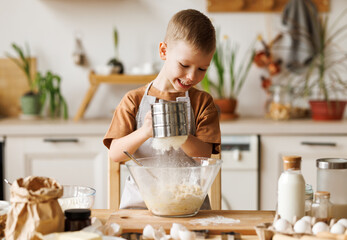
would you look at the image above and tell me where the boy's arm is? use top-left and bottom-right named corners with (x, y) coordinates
top-left (109, 111), bottom-right (153, 162)
top-left (181, 135), bottom-right (213, 157)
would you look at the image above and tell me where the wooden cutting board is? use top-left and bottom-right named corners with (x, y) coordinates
top-left (106, 210), bottom-right (275, 234)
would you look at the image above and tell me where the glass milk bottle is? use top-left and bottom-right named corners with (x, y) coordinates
top-left (277, 156), bottom-right (306, 223)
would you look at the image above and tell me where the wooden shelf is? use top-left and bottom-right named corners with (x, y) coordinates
top-left (207, 0), bottom-right (330, 12)
top-left (89, 72), bottom-right (156, 85)
top-left (74, 72), bottom-right (157, 121)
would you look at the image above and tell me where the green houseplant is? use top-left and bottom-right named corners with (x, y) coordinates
top-left (201, 35), bottom-right (255, 119)
top-left (6, 43), bottom-right (40, 117)
top-left (298, 10), bottom-right (347, 120)
top-left (36, 71), bottom-right (68, 119)
top-left (108, 27), bottom-right (124, 74)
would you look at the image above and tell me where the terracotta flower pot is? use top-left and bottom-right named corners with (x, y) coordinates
top-left (309, 100), bottom-right (346, 121)
top-left (213, 98), bottom-right (238, 120)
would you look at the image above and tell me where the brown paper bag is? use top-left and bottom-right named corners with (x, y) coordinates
top-left (5, 176), bottom-right (64, 240)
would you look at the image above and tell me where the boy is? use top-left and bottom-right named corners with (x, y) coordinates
top-left (103, 9), bottom-right (221, 209)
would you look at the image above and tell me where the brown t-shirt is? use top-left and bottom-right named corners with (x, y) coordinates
top-left (103, 83), bottom-right (221, 154)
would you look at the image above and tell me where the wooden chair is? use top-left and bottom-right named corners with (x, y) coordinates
top-left (108, 153), bottom-right (222, 210)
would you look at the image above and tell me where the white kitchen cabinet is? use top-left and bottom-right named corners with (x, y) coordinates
top-left (260, 135), bottom-right (347, 210)
top-left (4, 135), bottom-right (108, 209)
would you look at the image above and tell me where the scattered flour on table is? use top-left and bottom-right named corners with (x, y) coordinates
top-left (189, 216), bottom-right (241, 226)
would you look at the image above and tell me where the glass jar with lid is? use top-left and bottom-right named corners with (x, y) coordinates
top-left (64, 208), bottom-right (91, 231)
top-left (316, 158), bottom-right (347, 219)
top-left (268, 85), bottom-right (291, 120)
top-left (311, 191), bottom-right (333, 223)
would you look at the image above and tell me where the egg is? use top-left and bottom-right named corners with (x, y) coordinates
top-left (103, 223), bottom-right (122, 236)
top-left (143, 224), bottom-right (155, 239)
top-left (179, 230), bottom-right (196, 240)
top-left (312, 222), bottom-right (329, 235)
top-left (294, 219), bottom-right (311, 234)
top-left (330, 223), bottom-right (346, 234)
top-left (337, 218), bottom-right (347, 228)
top-left (300, 216), bottom-right (312, 225)
top-left (170, 223), bottom-right (187, 240)
top-left (274, 218), bottom-right (292, 232)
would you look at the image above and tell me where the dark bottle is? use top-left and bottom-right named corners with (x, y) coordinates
top-left (64, 208), bottom-right (91, 231)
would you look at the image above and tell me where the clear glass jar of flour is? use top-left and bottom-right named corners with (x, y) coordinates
top-left (316, 158), bottom-right (347, 219)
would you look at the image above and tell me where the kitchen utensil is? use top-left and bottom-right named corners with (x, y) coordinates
top-left (123, 151), bottom-right (158, 180)
top-left (126, 157), bottom-right (222, 217)
top-left (123, 151), bottom-right (143, 166)
top-left (316, 158), bottom-right (347, 219)
top-left (58, 185), bottom-right (96, 211)
top-left (106, 209), bottom-right (275, 234)
top-left (3, 178), bottom-right (12, 186)
top-left (151, 101), bottom-right (188, 138)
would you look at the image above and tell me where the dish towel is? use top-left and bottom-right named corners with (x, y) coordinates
top-left (282, 0), bottom-right (321, 73)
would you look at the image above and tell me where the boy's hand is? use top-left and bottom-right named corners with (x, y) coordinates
top-left (141, 111), bottom-right (153, 139)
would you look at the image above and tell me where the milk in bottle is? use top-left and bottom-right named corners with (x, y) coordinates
top-left (277, 156), bottom-right (306, 223)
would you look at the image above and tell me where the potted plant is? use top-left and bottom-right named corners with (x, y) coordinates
top-left (6, 43), bottom-right (40, 117)
top-left (35, 71), bottom-right (69, 119)
top-left (201, 34), bottom-right (255, 120)
top-left (298, 10), bottom-right (347, 120)
top-left (108, 27), bottom-right (124, 74)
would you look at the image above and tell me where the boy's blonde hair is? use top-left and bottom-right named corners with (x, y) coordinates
top-left (165, 9), bottom-right (216, 54)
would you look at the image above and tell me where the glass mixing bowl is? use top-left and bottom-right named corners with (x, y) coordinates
top-left (58, 185), bottom-right (96, 211)
top-left (126, 157), bottom-right (222, 217)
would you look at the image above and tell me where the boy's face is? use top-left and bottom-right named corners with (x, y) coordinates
top-left (159, 40), bottom-right (214, 92)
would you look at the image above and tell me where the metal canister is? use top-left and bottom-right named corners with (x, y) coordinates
top-left (151, 101), bottom-right (188, 138)
top-left (316, 158), bottom-right (347, 219)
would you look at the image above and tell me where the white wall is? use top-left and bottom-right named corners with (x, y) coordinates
top-left (1, 0), bottom-right (346, 119)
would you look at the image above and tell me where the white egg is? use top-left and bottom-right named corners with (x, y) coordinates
top-left (170, 223), bottom-right (187, 240)
top-left (179, 230), bottom-right (196, 240)
top-left (312, 222), bottom-right (329, 235)
top-left (143, 224), bottom-right (155, 239)
top-left (300, 216), bottom-right (312, 224)
top-left (294, 219), bottom-right (311, 234)
top-left (104, 223), bottom-right (122, 236)
top-left (274, 218), bottom-right (292, 232)
top-left (330, 223), bottom-right (346, 234)
top-left (337, 218), bottom-right (347, 228)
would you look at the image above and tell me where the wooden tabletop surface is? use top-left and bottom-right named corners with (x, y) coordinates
top-left (91, 209), bottom-right (274, 237)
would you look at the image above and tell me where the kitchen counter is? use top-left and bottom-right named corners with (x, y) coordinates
top-left (0, 117), bottom-right (347, 136)
top-left (0, 118), bottom-right (110, 136)
top-left (220, 117), bottom-right (347, 135)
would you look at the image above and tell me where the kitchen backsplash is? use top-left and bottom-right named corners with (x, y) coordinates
top-left (0, 0), bottom-right (346, 119)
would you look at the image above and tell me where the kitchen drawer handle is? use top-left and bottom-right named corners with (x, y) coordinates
top-left (43, 138), bottom-right (79, 143)
top-left (301, 141), bottom-right (336, 147)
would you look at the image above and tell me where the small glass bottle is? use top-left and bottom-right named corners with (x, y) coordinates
top-left (311, 191), bottom-right (333, 223)
top-left (64, 208), bottom-right (91, 231)
top-left (305, 184), bottom-right (313, 216)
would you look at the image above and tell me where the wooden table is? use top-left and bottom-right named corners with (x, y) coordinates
top-left (91, 209), bottom-right (275, 238)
